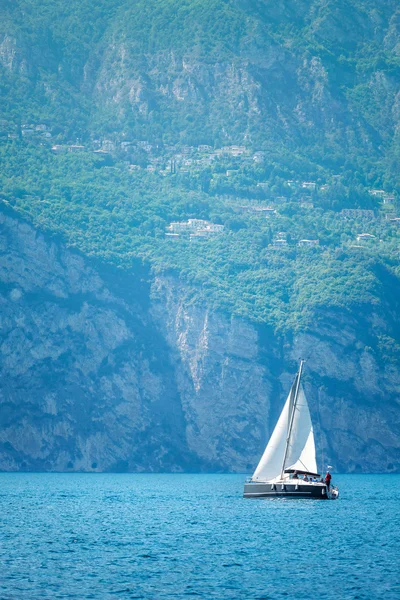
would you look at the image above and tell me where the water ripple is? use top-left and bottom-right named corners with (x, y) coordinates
top-left (0, 473), bottom-right (399, 599)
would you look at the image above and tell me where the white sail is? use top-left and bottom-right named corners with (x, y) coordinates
top-left (251, 380), bottom-right (317, 482)
top-left (285, 386), bottom-right (317, 474)
top-left (251, 387), bottom-right (292, 482)
top-left (287, 429), bottom-right (317, 474)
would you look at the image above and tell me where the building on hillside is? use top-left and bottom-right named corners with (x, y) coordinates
top-left (226, 170), bottom-right (238, 177)
top-left (301, 181), bottom-right (316, 190)
top-left (272, 238), bottom-right (287, 247)
top-left (383, 194), bottom-right (395, 204)
top-left (165, 233), bottom-right (180, 241)
top-left (136, 141), bottom-right (152, 152)
top-left (252, 206), bottom-right (276, 215)
top-left (272, 232), bottom-right (287, 247)
top-left (168, 221), bottom-right (191, 233)
top-left (181, 145), bottom-right (195, 155)
top-left (198, 145), bottom-right (213, 152)
top-left (219, 145), bottom-right (246, 156)
top-left (356, 233), bottom-right (376, 242)
top-left (187, 219), bottom-right (209, 228)
top-left (167, 219), bottom-right (224, 235)
top-left (204, 223), bottom-right (225, 233)
top-left (101, 140), bottom-right (115, 152)
top-left (35, 124), bottom-right (49, 131)
top-left (121, 142), bottom-right (134, 150)
top-left (68, 145), bottom-right (85, 152)
top-left (298, 239), bottom-right (319, 247)
top-left (369, 189), bottom-right (385, 197)
top-left (51, 145), bottom-right (65, 153)
top-left (341, 209), bottom-right (375, 219)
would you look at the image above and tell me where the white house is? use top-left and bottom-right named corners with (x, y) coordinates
top-left (298, 239), bottom-right (319, 247)
top-left (356, 233), bottom-right (376, 242)
top-left (51, 145), bottom-right (65, 153)
top-left (301, 182), bottom-right (316, 190)
top-left (272, 238), bottom-right (287, 247)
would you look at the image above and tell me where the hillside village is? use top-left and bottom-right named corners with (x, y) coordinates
top-left (1, 119), bottom-right (399, 256)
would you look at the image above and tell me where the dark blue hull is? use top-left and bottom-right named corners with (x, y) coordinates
top-left (244, 481), bottom-right (331, 499)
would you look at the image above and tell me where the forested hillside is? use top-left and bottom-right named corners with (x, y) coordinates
top-left (0, 0), bottom-right (399, 332)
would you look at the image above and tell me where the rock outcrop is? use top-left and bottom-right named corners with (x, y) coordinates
top-left (1, 207), bottom-right (399, 472)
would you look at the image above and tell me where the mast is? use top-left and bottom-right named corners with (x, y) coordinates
top-left (280, 359), bottom-right (304, 479)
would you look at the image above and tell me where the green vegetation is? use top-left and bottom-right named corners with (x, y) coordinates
top-left (0, 0), bottom-right (399, 331)
top-left (1, 139), bottom-right (399, 331)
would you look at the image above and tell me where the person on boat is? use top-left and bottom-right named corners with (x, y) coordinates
top-left (325, 471), bottom-right (332, 490)
top-left (303, 474), bottom-right (308, 482)
top-left (293, 471), bottom-right (298, 479)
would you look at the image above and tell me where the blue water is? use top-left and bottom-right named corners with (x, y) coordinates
top-left (0, 474), bottom-right (398, 599)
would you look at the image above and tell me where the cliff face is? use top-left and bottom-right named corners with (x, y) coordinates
top-left (0, 208), bottom-right (191, 472)
top-left (91, 30), bottom-right (398, 151)
top-left (1, 208), bottom-right (399, 473)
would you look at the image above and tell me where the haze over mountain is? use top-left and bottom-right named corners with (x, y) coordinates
top-left (0, 0), bottom-right (399, 472)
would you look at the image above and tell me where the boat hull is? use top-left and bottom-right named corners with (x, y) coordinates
top-left (243, 481), bottom-right (331, 499)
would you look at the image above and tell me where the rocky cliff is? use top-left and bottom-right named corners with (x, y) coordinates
top-left (1, 206), bottom-right (399, 473)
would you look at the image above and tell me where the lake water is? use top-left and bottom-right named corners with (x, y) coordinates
top-left (0, 474), bottom-right (398, 599)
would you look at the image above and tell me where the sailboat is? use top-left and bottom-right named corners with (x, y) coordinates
top-left (244, 360), bottom-right (339, 499)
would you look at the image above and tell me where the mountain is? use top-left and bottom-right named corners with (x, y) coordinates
top-left (1, 1), bottom-right (400, 170)
top-left (0, 0), bottom-right (399, 472)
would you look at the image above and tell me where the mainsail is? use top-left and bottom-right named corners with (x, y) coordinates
top-left (251, 364), bottom-right (317, 481)
top-left (252, 386), bottom-right (292, 482)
